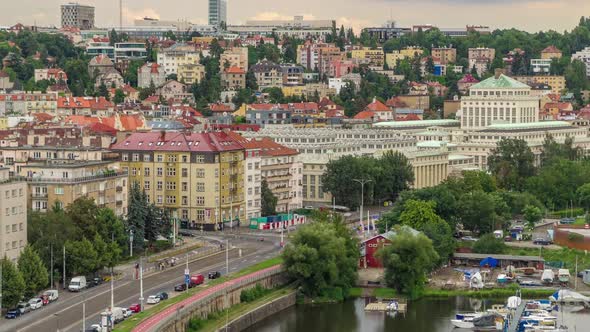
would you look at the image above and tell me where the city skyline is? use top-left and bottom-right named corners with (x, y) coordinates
top-left (2, 0), bottom-right (589, 33)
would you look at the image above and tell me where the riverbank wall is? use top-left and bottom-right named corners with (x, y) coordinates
top-left (220, 291), bottom-right (297, 332)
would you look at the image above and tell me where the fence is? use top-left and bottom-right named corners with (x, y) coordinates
top-left (133, 265), bottom-right (284, 332)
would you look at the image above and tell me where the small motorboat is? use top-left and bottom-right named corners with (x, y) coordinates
top-left (450, 312), bottom-right (482, 329)
top-left (558, 269), bottom-right (570, 283)
top-left (541, 269), bottom-right (555, 284)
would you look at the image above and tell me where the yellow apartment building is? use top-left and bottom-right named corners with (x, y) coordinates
top-left (113, 131), bottom-right (246, 231)
top-left (512, 75), bottom-right (566, 95)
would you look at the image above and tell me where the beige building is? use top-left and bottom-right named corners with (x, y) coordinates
top-left (350, 48), bottom-right (385, 67)
top-left (178, 63), bottom-right (206, 85)
top-left (157, 44), bottom-right (200, 76)
top-left (431, 47), bottom-right (457, 65)
top-left (512, 75), bottom-right (566, 95)
top-left (0, 167), bottom-right (27, 263)
top-left (221, 66), bottom-right (246, 90)
top-left (20, 160), bottom-right (128, 216)
top-left (220, 47), bottom-right (249, 71)
top-left (113, 131), bottom-right (246, 230)
top-left (460, 73), bottom-right (539, 130)
top-left (468, 47), bottom-right (495, 76)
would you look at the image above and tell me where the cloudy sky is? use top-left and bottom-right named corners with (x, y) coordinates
top-left (4, 0), bottom-right (589, 33)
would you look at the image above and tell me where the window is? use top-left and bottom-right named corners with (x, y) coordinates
top-left (144, 168), bottom-right (151, 176)
top-left (181, 209), bottom-right (188, 219)
top-left (156, 155), bottom-right (163, 162)
top-left (166, 182), bottom-right (177, 190)
top-left (182, 155), bottom-right (188, 163)
top-left (122, 154), bottom-right (129, 161)
top-left (157, 168), bottom-right (163, 176)
top-left (144, 154), bottom-right (151, 162)
top-left (5, 225), bottom-right (9, 233)
top-left (196, 210), bottom-right (205, 221)
top-left (167, 168), bottom-right (176, 176)
top-left (196, 155), bottom-right (205, 163)
top-left (182, 168), bottom-right (188, 177)
top-left (132, 153), bottom-right (139, 161)
top-left (131, 168), bottom-right (137, 176)
top-left (144, 181), bottom-right (150, 190)
top-left (11, 207), bottom-right (16, 215)
top-left (196, 197), bottom-right (205, 206)
top-left (182, 196), bottom-right (188, 205)
top-left (11, 189), bottom-right (16, 197)
top-left (55, 187), bottom-right (64, 195)
top-left (167, 155), bottom-right (177, 162)
top-left (157, 181), bottom-right (163, 190)
top-left (196, 168), bottom-right (205, 178)
top-left (166, 196), bottom-right (177, 204)
top-left (19, 188), bottom-right (23, 196)
top-left (196, 183), bottom-right (205, 192)
top-left (157, 195), bottom-right (163, 204)
top-left (182, 182), bottom-right (188, 191)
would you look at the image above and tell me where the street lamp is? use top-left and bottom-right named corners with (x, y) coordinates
top-left (54, 313), bottom-right (60, 332)
top-left (353, 178), bottom-right (372, 238)
top-left (129, 229), bottom-right (134, 257)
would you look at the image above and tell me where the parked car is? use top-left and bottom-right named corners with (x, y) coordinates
top-left (43, 290), bottom-right (59, 302)
top-left (121, 308), bottom-right (132, 318)
top-left (156, 292), bottom-right (168, 301)
top-left (533, 238), bottom-right (552, 245)
top-left (129, 303), bottom-right (141, 313)
top-left (109, 307), bottom-right (125, 324)
top-left (5, 308), bottom-right (21, 319)
top-left (17, 301), bottom-right (31, 314)
top-left (40, 295), bottom-right (50, 306)
top-left (504, 236), bottom-right (513, 242)
top-left (461, 236), bottom-right (479, 242)
top-left (68, 276), bottom-right (87, 292)
top-left (208, 271), bottom-right (221, 279)
top-left (28, 298), bottom-right (43, 310)
top-left (174, 283), bottom-right (187, 292)
top-left (147, 295), bottom-right (160, 304)
top-left (89, 324), bottom-right (102, 332)
top-left (190, 274), bottom-right (205, 287)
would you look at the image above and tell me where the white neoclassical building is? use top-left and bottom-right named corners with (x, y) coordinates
top-left (460, 73), bottom-right (539, 130)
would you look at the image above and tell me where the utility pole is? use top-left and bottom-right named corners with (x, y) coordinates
top-left (1, 259), bottom-right (3, 314)
top-left (226, 239), bottom-right (229, 275)
top-left (575, 255), bottom-right (579, 290)
top-left (110, 269), bottom-right (114, 310)
top-left (185, 253), bottom-right (189, 293)
top-left (129, 229), bottom-right (134, 257)
top-left (353, 179), bottom-right (372, 238)
top-left (139, 256), bottom-right (144, 312)
top-left (63, 246), bottom-right (66, 290)
top-left (50, 244), bottom-right (54, 288)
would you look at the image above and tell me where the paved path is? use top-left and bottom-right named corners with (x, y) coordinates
top-left (133, 265), bottom-right (282, 332)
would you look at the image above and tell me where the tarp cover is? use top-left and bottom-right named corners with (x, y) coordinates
top-left (480, 257), bottom-right (498, 268)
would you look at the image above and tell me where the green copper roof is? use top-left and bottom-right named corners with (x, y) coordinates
top-left (373, 119), bottom-right (460, 128)
top-left (470, 74), bottom-right (530, 89)
top-left (483, 121), bottom-right (571, 130)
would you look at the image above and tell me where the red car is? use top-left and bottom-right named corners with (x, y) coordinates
top-left (190, 274), bottom-right (205, 287)
top-left (40, 295), bottom-right (50, 306)
top-left (129, 303), bottom-right (141, 313)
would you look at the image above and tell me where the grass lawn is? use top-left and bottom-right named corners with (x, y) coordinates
top-left (114, 256), bottom-right (283, 332)
top-left (573, 217), bottom-right (586, 226)
top-left (373, 288), bottom-right (397, 298)
top-left (348, 287), bottom-right (362, 297)
top-left (422, 287), bottom-right (555, 299)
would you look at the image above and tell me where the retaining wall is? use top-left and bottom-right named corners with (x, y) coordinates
top-left (220, 291), bottom-right (296, 332)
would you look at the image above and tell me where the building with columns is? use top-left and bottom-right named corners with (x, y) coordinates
top-left (460, 73), bottom-right (539, 130)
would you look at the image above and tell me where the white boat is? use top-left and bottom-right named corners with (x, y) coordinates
top-left (450, 312), bottom-right (481, 329)
top-left (541, 269), bottom-right (555, 284)
top-left (550, 289), bottom-right (590, 304)
top-left (557, 269), bottom-right (570, 283)
top-left (507, 295), bottom-right (522, 310)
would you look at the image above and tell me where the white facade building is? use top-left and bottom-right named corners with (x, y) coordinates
top-left (157, 46), bottom-right (200, 76)
top-left (0, 168), bottom-right (27, 263)
top-left (531, 58), bottom-right (552, 74)
top-left (460, 73), bottom-right (539, 130)
top-left (572, 46), bottom-right (590, 78)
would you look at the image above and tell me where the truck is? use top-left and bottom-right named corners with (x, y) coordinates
top-left (68, 276), bottom-right (87, 292)
top-left (190, 274), bottom-right (205, 287)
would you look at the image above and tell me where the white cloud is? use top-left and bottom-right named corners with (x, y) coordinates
top-left (122, 7), bottom-right (160, 25)
top-left (248, 12), bottom-right (316, 21)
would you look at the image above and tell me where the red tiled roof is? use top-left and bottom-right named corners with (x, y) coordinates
top-left (542, 45), bottom-right (562, 54)
top-left (325, 109), bottom-right (347, 118)
top-left (225, 66), bottom-right (245, 74)
top-left (0, 71), bottom-right (8, 78)
top-left (119, 115), bottom-right (145, 131)
top-left (395, 113), bottom-right (421, 121)
top-left (386, 97), bottom-right (408, 108)
top-left (365, 99), bottom-right (390, 112)
top-left (318, 97), bottom-right (336, 108)
top-left (209, 103), bottom-right (233, 112)
top-left (87, 122), bottom-right (118, 135)
top-left (543, 102), bottom-right (573, 111)
top-left (32, 113), bottom-right (54, 123)
top-left (112, 131), bottom-right (245, 153)
top-left (225, 132), bottom-right (298, 156)
top-left (458, 74), bottom-right (479, 83)
top-left (354, 110), bottom-right (376, 120)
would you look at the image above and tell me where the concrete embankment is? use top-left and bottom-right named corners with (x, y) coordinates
top-left (220, 291), bottom-right (297, 332)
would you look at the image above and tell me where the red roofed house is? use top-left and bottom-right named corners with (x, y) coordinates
top-left (57, 97), bottom-right (115, 116)
top-left (138, 62), bottom-right (166, 88)
top-left (109, 84), bottom-right (139, 102)
top-left (541, 45), bottom-right (563, 60)
top-left (541, 102), bottom-right (574, 120)
top-left (355, 98), bottom-right (393, 121)
top-left (458, 74), bottom-right (480, 95)
top-left (34, 68), bottom-right (68, 83)
top-left (221, 66), bottom-right (246, 90)
top-left (112, 131), bottom-right (247, 230)
top-left (64, 113), bottom-right (148, 132)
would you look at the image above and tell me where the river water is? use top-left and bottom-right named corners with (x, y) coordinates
top-left (245, 297), bottom-right (590, 332)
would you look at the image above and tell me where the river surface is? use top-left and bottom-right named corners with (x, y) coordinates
top-left (245, 297), bottom-right (590, 332)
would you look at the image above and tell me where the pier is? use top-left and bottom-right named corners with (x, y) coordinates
top-left (506, 301), bottom-right (526, 332)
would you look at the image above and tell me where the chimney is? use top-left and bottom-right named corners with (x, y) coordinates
top-left (494, 68), bottom-right (505, 79)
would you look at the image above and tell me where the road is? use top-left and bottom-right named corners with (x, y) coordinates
top-left (0, 237), bottom-right (279, 332)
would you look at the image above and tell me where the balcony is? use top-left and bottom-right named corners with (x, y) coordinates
top-left (24, 171), bottom-right (128, 184)
top-left (31, 192), bottom-right (48, 199)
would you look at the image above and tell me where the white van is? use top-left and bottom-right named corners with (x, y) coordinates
top-left (43, 290), bottom-right (59, 302)
top-left (111, 307), bottom-right (125, 324)
top-left (68, 276), bottom-right (87, 292)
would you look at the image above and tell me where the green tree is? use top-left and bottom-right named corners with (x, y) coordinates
top-left (65, 238), bottom-right (98, 276)
top-left (66, 197), bottom-right (100, 239)
top-left (378, 229), bottom-right (438, 298)
top-left (127, 182), bottom-right (148, 251)
top-left (488, 138), bottom-right (535, 191)
top-left (17, 245), bottom-right (49, 298)
top-left (576, 183), bottom-right (590, 211)
top-left (261, 179), bottom-right (277, 216)
top-left (113, 88), bottom-right (125, 104)
top-left (523, 205), bottom-right (543, 230)
top-left (1, 258), bottom-right (26, 309)
top-left (459, 191), bottom-right (506, 234)
top-left (376, 151), bottom-right (414, 202)
top-left (282, 221), bottom-right (358, 299)
top-left (472, 234), bottom-right (507, 254)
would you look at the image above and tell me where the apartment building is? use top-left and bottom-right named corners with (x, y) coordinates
top-left (512, 75), bottom-right (565, 95)
top-left (20, 160), bottom-right (128, 216)
top-left (34, 68), bottom-right (68, 82)
top-left (280, 64), bottom-right (304, 86)
top-left (0, 167), bottom-right (27, 263)
top-left (178, 63), bottom-right (206, 85)
top-left (250, 60), bottom-right (283, 90)
top-left (220, 47), bottom-right (249, 71)
top-left (157, 44), bottom-right (200, 76)
top-left (221, 66), bottom-right (246, 90)
top-left (350, 48), bottom-right (385, 67)
top-left (61, 3), bottom-right (94, 30)
top-left (571, 46), bottom-right (590, 78)
top-left (468, 47), bottom-right (495, 76)
top-left (112, 131), bottom-right (246, 230)
top-left (0, 92), bottom-right (58, 115)
top-left (431, 47), bottom-right (457, 65)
